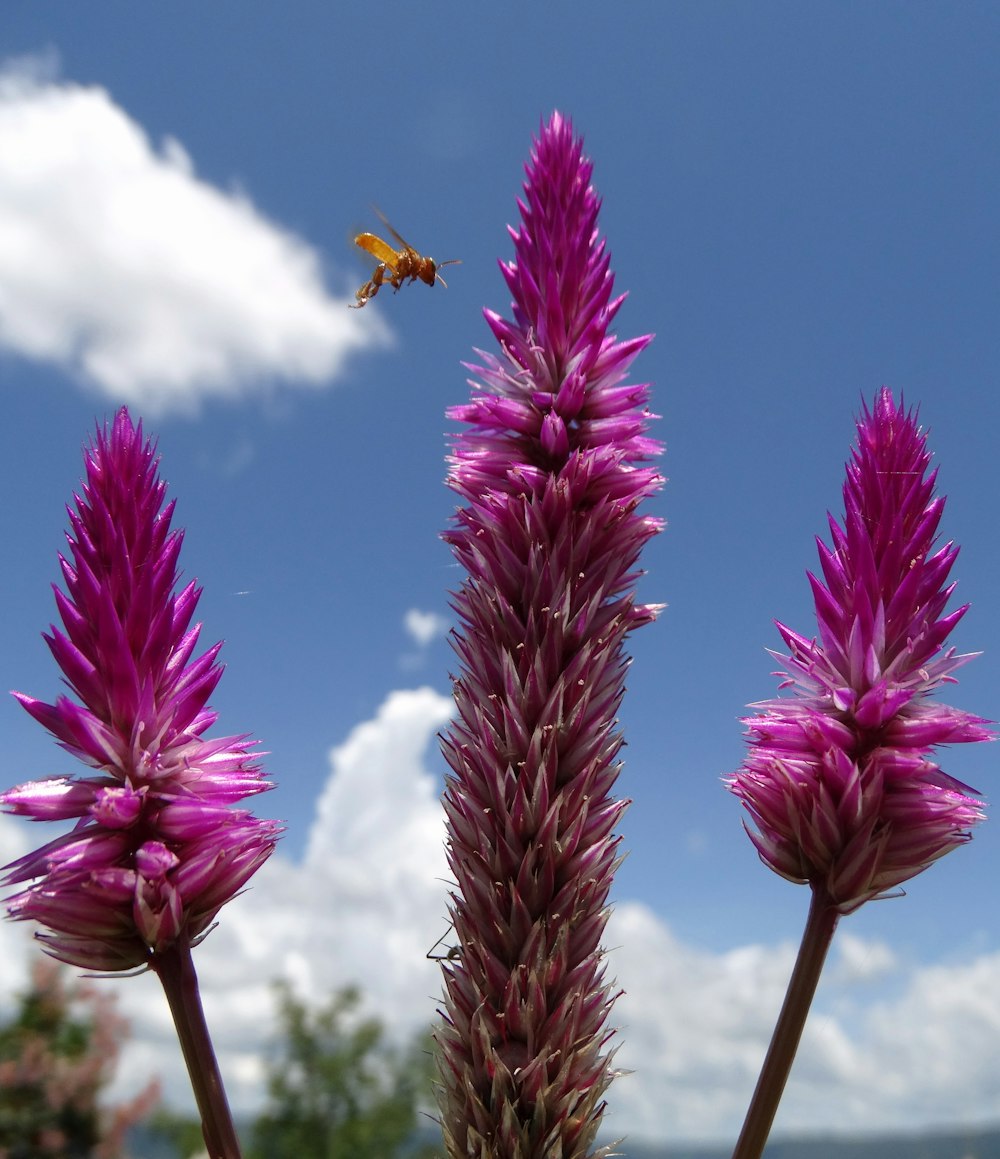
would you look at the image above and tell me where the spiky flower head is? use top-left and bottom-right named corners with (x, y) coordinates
top-left (728, 389), bottom-right (989, 914)
top-left (3, 408), bottom-right (279, 971)
top-left (436, 112), bottom-right (663, 1159)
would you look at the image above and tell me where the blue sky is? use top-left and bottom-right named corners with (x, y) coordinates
top-left (0, 3), bottom-right (999, 1147)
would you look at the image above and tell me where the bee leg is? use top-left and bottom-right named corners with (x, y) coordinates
top-left (350, 263), bottom-right (389, 308)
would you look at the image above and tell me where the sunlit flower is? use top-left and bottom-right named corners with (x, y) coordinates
top-left (728, 389), bottom-right (989, 914)
top-left (3, 408), bottom-right (278, 971)
top-left (436, 112), bottom-right (663, 1158)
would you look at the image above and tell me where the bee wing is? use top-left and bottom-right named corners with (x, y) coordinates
top-left (354, 232), bottom-right (401, 269)
top-left (372, 206), bottom-right (417, 254)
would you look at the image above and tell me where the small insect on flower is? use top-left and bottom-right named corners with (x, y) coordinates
top-left (350, 208), bottom-right (460, 308)
top-left (426, 923), bottom-right (462, 961)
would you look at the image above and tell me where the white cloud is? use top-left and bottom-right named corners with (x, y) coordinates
top-left (826, 929), bottom-right (897, 984)
top-left (0, 815), bottom-right (40, 1011)
top-left (4, 688), bottom-right (999, 1146)
top-left (606, 906), bottom-right (1000, 1145)
top-left (403, 608), bottom-right (450, 648)
top-left (606, 903), bottom-right (799, 1142)
top-left (0, 55), bottom-right (389, 415)
top-left (105, 686), bottom-right (455, 1117)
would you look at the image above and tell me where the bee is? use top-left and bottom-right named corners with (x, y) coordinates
top-left (350, 209), bottom-right (460, 308)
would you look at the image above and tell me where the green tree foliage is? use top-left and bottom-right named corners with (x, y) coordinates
top-left (248, 982), bottom-right (439, 1159)
top-left (0, 957), bottom-right (159, 1158)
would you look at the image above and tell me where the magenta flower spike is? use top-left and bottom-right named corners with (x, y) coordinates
top-left (727, 389), bottom-right (990, 1159)
top-left (4, 408), bottom-right (278, 971)
top-left (3, 409), bottom-right (278, 1157)
top-left (729, 389), bottom-right (988, 914)
top-left (436, 113), bottom-right (664, 1158)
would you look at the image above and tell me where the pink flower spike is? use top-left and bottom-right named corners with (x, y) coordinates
top-left (436, 112), bottom-right (664, 1157)
top-left (728, 389), bottom-right (990, 914)
top-left (3, 408), bottom-right (279, 973)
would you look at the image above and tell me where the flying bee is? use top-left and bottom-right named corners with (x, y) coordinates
top-left (350, 209), bottom-right (460, 308)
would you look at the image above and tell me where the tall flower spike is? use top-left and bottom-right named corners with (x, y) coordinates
top-left (3, 408), bottom-right (279, 973)
top-left (436, 112), bottom-right (664, 1159)
top-left (729, 389), bottom-right (989, 915)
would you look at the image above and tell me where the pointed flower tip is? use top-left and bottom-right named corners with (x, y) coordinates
top-left (4, 408), bottom-right (275, 971)
top-left (450, 109), bottom-right (663, 503)
top-left (730, 389), bottom-right (988, 914)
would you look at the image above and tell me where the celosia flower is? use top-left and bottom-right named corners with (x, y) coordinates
top-left (729, 389), bottom-right (989, 914)
top-left (435, 113), bottom-right (663, 1158)
top-left (3, 408), bottom-right (278, 972)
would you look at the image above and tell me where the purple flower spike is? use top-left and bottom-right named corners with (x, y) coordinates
top-left (436, 113), bottom-right (664, 1158)
top-left (4, 408), bottom-right (279, 971)
top-left (729, 389), bottom-right (990, 914)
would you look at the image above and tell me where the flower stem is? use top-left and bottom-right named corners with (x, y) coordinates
top-left (150, 942), bottom-right (243, 1159)
top-left (731, 888), bottom-right (840, 1159)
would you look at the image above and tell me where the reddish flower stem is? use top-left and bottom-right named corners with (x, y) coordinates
top-left (150, 942), bottom-right (242, 1159)
top-left (731, 889), bottom-right (840, 1159)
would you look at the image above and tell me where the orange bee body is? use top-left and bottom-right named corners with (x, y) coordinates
top-left (350, 210), bottom-right (460, 308)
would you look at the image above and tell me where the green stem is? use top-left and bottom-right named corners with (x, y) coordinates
top-left (150, 942), bottom-right (243, 1159)
top-left (731, 888), bottom-right (840, 1159)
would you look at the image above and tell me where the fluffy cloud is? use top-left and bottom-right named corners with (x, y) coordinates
top-left (105, 686), bottom-right (456, 1117)
top-left (2, 686), bottom-right (997, 1145)
top-left (606, 906), bottom-right (1000, 1145)
top-left (403, 608), bottom-right (451, 649)
top-left (0, 817), bottom-right (39, 1006)
top-left (0, 55), bottom-right (388, 415)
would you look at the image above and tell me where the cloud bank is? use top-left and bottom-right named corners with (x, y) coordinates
top-left (0, 56), bottom-right (388, 414)
top-left (1, 686), bottom-right (997, 1146)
